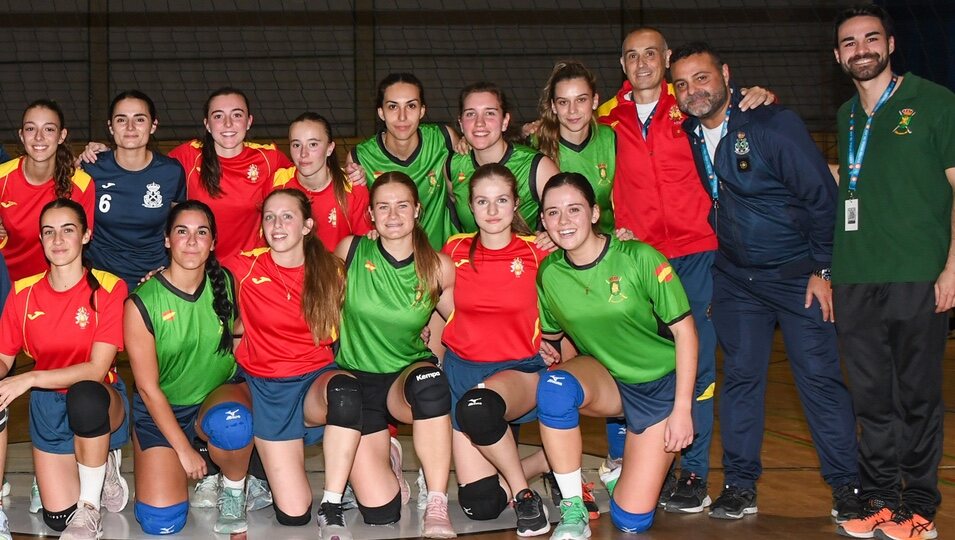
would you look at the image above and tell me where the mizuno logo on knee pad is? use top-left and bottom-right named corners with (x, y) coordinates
top-left (415, 371), bottom-right (441, 382)
top-left (467, 398), bottom-right (482, 406)
top-left (547, 374), bottom-right (564, 385)
top-left (225, 409), bottom-right (241, 421)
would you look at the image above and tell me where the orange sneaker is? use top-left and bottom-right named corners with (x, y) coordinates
top-left (837, 506), bottom-right (893, 538)
top-left (874, 510), bottom-right (937, 540)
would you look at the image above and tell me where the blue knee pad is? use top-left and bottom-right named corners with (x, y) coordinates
top-left (201, 402), bottom-right (253, 451)
top-left (536, 370), bottom-right (584, 429)
top-left (135, 500), bottom-right (188, 535)
top-left (609, 498), bottom-right (654, 533)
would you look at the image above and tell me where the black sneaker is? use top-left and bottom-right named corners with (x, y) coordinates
top-left (514, 489), bottom-right (550, 537)
top-left (665, 472), bottom-right (711, 514)
top-left (657, 469), bottom-right (678, 508)
top-left (708, 485), bottom-right (757, 520)
top-left (317, 501), bottom-right (350, 540)
top-left (541, 472), bottom-right (562, 507)
top-left (831, 484), bottom-right (862, 524)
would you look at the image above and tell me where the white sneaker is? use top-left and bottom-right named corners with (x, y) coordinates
top-left (29, 477), bottom-right (41, 514)
top-left (416, 468), bottom-right (428, 510)
top-left (190, 473), bottom-right (220, 508)
top-left (318, 501), bottom-right (352, 540)
top-left (0, 477), bottom-right (10, 498)
top-left (0, 507), bottom-right (12, 540)
top-left (245, 475), bottom-right (272, 511)
top-left (101, 449), bottom-right (129, 513)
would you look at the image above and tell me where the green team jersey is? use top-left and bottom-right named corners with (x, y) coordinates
top-left (353, 124), bottom-right (457, 250)
top-left (446, 143), bottom-right (544, 232)
top-left (537, 237), bottom-right (690, 384)
top-left (558, 124), bottom-right (616, 234)
top-left (129, 272), bottom-right (238, 406)
top-left (337, 237), bottom-right (436, 374)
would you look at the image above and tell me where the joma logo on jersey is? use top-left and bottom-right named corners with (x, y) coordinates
top-left (251, 277), bottom-right (272, 285)
top-left (0, 201), bottom-right (16, 208)
top-left (415, 371), bottom-right (440, 382)
top-left (27, 311), bottom-right (44, 320)
top-left (454, 259), bottom-right (470, 268)
top-left (547, 374), bottom-right (564, 386)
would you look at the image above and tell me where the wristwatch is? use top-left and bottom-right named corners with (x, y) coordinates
top-left (812, 267), bottom-right (831, 281)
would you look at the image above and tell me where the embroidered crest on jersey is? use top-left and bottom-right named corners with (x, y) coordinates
top-left (247, 164), bottom-right (259, 183)
top-left (894, 108), bottom-right (915, 135)
top-left (607, 275), bottom-right (628, 303)
top-left (364, 260), bottom-right (376, 272)
top-left (373, 171), bottom-right (384, 179)
top-left (457, 172), bottom-right (466, 183)
top-left (427, 171), bottom-right (437, 193)
top-left (142, 182), bottom-right (163, 208)
top-left (655, 262), bottom-right (674, 283)
top-left (162, 310), bottom-right (176, 322)
top-left (668, 105), bottom-right (684, 123)
top-left (412, 285), bottom-right (425, 306)
top-left (75, 306), bottom-right (91, 329)
top-left (328, 208), bottom-right (338, 228)
top-left (734, 132), bottom-right (750, 155)
top-left (510, 257), bottom-right (525, 277)
top-left (596, 163), bottom-right (609, 185)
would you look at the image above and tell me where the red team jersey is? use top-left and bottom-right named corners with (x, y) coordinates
top-left (270, 167), bottom-right (372, 251)
top-left (442, 233), bottom-right (548, 361)
top-left (169, 141), bottom-right (292, 259)
top-left (227, 247), bottom-right (335, 378)
top-left (0, 158), bottom-right (96, 281)
top-left (0, 270), bottom-right (126, 390)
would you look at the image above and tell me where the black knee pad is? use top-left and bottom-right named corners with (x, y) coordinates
top-left (0, 408), bottom-right (7, 433)
top-left (357, 492), bottom-right (401, 525)
top-left (404, 366), bottom-right (451, 420)
top-left (458, 475), bottom-right (508, 520)
top-left (456, 388), bottom-right (508, 446)
top-left (43, 504), bottom-right (77, 532)
top-left (274, 503), bottom-right (312, 526)
top-left (326, 374), bottom-right (363, 431)
top-left (66, 380), bottom-right (111, 438)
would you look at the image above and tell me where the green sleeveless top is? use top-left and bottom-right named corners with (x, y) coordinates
top-left (129, 271), bottom-right (237, 406)
top-left (353, 124), bottom-right (457, 249)
top-left (446, 143), bottom-right (543, 232)
top-left (558, 124), bottom-right (616, 234)
top-left (337, 237), bottom-right (437, 374)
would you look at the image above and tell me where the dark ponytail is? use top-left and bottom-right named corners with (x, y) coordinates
top-left (290, 112), bottom-right (349, 217)
top-left (200, 87), bottom-right (250, 198)
top-left (23, 100), bottom-right (74, 199)
top-left (165, 200), bottom-right (235, 353)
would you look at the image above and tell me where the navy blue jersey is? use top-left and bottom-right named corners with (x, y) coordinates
top-left (83, 151), bottom-right (186, 288)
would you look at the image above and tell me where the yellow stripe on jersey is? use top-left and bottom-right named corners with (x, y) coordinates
top-left (14, 272), bottom-right (46, 294)
top-left (71, 169), bottom-right (93, 192)
top-left (272, 166), bottom-right (296, 188)
top-left (697, 382), bottom-right (715, 401)
top-left (239, 247), bottom-right (271, 258)
top-left (91, 269), bottom-right (122, 293)
top-left (245, 142), bottom-right (277, 151)
top-left (0, 157), bottom-right (20, 178)
top-left (188, 139), bottom-right (203, 150)
top-left (596, 96), bottom-right (617, 119)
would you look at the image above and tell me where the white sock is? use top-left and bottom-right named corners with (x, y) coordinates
top-left (77, 462), bottom-right (107, 510)
top-left (221, 475), bottom-right (244, 490)
top-left (322, 490), bottom-right (343, 504)
top-left (427, 491), bottom-right (447, 503)
top-left (554, 469), bottom-right (583, 500)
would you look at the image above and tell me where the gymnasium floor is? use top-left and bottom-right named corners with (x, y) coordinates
top-left (5, 331), bottom-right (954, 539)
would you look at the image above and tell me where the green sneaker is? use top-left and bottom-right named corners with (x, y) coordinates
top-left (214, 486), bottom-right (248, 534)
top-left (550, 496), bottom-right (591, 540)
top-left (599, 465), bottom-right (621, 497)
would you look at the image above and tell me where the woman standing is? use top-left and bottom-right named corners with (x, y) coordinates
top-left (447, 82), bottom-right (559, 233)
top-left (0, 101), bottom-right (96, 281)
top-left (347, 73), bottom-right (459, 250)
top-left (535, 173), bottom-right (697, 538)
top-left (83, 90), bottom-right (186, 289)
top-left (272, 113), bottom-right (371, 251)
top-left (169, 88), bottom-right (291, 259)
top-left (0, 199), bottom-right (129, 539)
top-left (125, 201), bottom-right (252, 535)
top-left (333, 172), bottom-right (456, 538)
